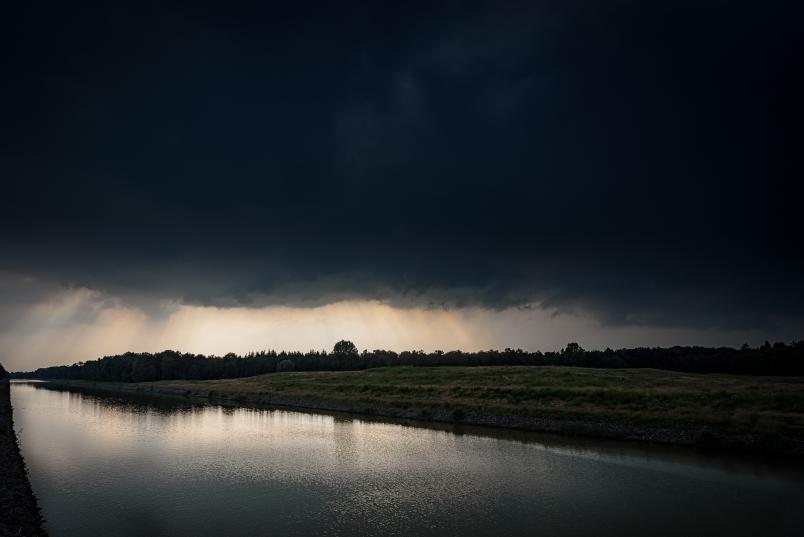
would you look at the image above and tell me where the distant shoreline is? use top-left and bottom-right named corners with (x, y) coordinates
top-left (0, 380), bottom-right (48, 537)
top-left (30, 366), bottom-right (804, 457)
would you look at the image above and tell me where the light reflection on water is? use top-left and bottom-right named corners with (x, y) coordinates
top-left (10, 381), bottom-right (804, 537)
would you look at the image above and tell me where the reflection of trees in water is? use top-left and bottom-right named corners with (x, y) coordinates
top-left (28, 381), bottom-right (202, 416)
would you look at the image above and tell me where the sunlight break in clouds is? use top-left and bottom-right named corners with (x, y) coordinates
top-left (0, 280), bottom-right (794, 372)
top-left (0, 283), bottom-right (486, 370)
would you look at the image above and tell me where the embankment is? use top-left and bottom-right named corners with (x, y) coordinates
top-left (0, 380), bottom-right (47, 537)
top-left (35, 365), bottom-right (804, 456)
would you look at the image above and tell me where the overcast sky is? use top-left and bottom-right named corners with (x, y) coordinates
top-left (2, 1), bottom-right (802, 371)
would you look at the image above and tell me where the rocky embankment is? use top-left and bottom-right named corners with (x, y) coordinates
top-left (0, 380), bottom-right (47, 537)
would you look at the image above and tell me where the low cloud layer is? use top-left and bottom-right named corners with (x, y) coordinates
top-left (3, 275), bottom-right (797, 372)
top-left (1, 1), bottom-right (803, 349)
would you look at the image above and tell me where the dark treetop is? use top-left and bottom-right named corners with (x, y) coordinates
top-left (12, 341), bottom-right (804, 382)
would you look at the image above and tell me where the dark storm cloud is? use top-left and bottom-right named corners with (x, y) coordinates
top-left (1, 1), bottom-right (802, 330)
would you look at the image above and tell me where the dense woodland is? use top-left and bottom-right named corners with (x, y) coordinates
top-left (10, 340), bottom-right (804, 382)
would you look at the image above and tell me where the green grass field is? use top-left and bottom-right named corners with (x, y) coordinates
top-left (152, 366), bottom-right (804, 437)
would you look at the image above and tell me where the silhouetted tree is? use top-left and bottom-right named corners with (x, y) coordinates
top-left (0, 362), bottom-right (7, 379)
top-left (9, 341), bottom-right (804, 381)
top-left (333, 340), bottom-right (358, 355)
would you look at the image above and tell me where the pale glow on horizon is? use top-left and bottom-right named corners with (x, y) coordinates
top-left (154, 300), bottom-right (484, 354)
top-left (0, 283), bottom-right (791, 372)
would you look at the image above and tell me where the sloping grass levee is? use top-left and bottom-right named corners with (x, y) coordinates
top-left (44, 366), bottom-right (804, 454)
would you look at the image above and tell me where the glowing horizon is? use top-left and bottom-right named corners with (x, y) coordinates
top-left (1, 282), bottom-right (794, 372)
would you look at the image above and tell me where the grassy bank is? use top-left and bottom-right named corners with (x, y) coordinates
top-left (45, 366), bottom-right (804, 454)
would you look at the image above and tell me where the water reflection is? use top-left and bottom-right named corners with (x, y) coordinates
top-left (10, 381), bottom-right (804, 537)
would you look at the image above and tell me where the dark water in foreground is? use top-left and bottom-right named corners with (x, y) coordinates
top-left (10, 381), bottom-right (804, 537)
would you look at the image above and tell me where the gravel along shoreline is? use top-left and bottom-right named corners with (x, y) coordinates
top-left (0, 380), bottom-right (47, 537)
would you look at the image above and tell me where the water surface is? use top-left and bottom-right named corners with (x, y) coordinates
top-left (11, 381), bottom-right (804, 536)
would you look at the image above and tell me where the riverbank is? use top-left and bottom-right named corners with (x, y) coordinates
top-left (0, 380), bottom-right (47, 537)
top-left (38, 366), bottom-right (804, 456)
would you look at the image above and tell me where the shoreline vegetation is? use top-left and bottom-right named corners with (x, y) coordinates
top-left (34, 365), bottom-right (804, 457)
top-left (11, 341), bottom-right (804, 383)
top-left (0, 376), bottom-right (48, 537)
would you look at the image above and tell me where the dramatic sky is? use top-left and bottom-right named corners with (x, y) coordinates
top-left (2, 1), bottom-right (803, 370)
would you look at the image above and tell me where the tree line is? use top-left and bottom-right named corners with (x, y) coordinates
top-left (9, 340), bottom-right (804, 382)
